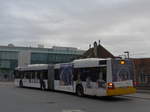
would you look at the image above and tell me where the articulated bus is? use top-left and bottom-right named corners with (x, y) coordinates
top-left (14, 58), bottom-right (136, 96)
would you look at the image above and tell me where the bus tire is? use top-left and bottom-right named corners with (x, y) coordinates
top-left (76, 85), bottom-right (84, 97)
top-left (19, 80), bottom-right (23, 88)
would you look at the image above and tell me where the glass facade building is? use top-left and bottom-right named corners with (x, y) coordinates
top-left (0, 45), bottom-right (84, 80)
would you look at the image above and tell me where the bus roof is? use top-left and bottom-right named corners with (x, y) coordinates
top-left (16, 64), bottom-right (49, 71)
top-left (73, 58), bottom-right (108, 68)
top-left (54, 58), bottom-right (109, 69)
top-left (16, 58), bottom-right (112, 70)
top-left (73, 58), bottom-right (108, 62)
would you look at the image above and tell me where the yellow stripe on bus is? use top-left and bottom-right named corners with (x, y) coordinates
top-left (107, 87), bottom-right (136, 96)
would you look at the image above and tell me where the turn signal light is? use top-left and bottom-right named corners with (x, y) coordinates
top-left (120, 60), bottom-right (125, 64)
top-left (107, 82), bottom-right (115, 89)
top-left (108, 82), bottom-right (113, 86)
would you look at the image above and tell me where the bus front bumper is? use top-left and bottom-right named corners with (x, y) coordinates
top-left (107, 87), bottom-right (136, 96)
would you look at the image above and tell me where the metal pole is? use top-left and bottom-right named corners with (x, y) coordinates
top-left (124, 51), bottom-right (129, 59)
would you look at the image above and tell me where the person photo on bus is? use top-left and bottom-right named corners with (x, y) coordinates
top-left (59, 66), bottom-right (73, 86)
top-left (86, 76), bottom-right (92, 88)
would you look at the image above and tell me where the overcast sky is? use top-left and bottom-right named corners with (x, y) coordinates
top-left (0, 0), bottom-right (150, 57)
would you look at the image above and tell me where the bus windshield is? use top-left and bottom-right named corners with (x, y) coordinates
top-left (112, 60), bottom-right (134, 82)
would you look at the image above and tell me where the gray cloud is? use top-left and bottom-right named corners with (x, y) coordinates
top-left (0, 0), bottom-right (150, 58)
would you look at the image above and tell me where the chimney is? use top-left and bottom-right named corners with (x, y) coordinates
top-left (89, 44), bottom-right (91, 49)
top-left (98, 40), bottom-right (101, 45)
top-left (93, 41), bottom-right (98, 57)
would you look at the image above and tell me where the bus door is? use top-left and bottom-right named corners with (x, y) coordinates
top-left (96, 67), bottom-right (107, 96)
top-left (84, 67), bottom-right (106, 96)
top-left (111, 59), bottom-right (134, 88)
top-left (48, 65), bottom-right (54, 90)
top-left (56, 64), bottom-right (74, 92)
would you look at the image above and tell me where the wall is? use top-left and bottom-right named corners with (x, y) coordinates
top-left (133, 58), bottom-right (150, 87)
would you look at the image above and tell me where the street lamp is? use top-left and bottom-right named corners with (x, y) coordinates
top-left (124, 51), bottom-right (130, 59)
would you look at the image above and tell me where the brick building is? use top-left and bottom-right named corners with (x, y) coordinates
top-left (133, 58), bottom-right (150, 87)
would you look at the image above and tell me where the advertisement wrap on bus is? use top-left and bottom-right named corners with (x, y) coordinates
top-left (55, 64), bottom-right (74, 92)
top-left (14, 58), bottom-right (136, 97)
top-left (107, 60), bottom-right (136, 96)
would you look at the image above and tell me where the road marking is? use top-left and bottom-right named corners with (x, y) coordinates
top-left (119, 96), bottom-right (150, 103)
top-left (123, 95), bottom-right (150, 101)
top-left (62, 110), bottom-right (85, 112)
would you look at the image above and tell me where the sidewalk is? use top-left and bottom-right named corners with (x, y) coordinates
top-left (124, 89), bottom-right (150, 99)
top-left (0, 81), bottom-right (14, 87)
top-left (137, 89), bottom-right (150, 94)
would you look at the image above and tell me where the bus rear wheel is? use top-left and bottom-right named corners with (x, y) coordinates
top-left (76, 85), bottom-right (84, 97)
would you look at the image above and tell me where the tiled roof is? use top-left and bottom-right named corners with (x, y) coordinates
top-left (80, 44), bottom-right (115, 58)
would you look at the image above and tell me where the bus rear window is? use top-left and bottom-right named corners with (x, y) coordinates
top-left (99, 60), bottom-right (106, 65)
top-left (112, 60), bottom-right (133, 82)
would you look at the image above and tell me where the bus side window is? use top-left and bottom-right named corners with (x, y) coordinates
top-left (90, 68), bottom-right (99, 82)
top-left (43, 70), bottom-right (48, 80)
top-left (31, 71), bottom-right (35, 79)
top-left (24, 72), bottom-right (28, 79)
top-left (31, 71), bottom-right (35, 83)
top-left (80, 68), bottom-right (87, 81)
top-left (40, 70), bottom-right (44, 80)
top-left (99, 67), bottom-right (106, 82)
top-left (54, 69), bottom-right (60, 80)
top-left (35, 71), bottom-right (38, 83)
top-left (14, 70), bottom-right (19, 78)
top-left (28, 72), bottom-right (31, 79)
top-left (20, 71), bottom-right (24, 79)
top-left (37, 71), bottom-right (41, 79)
top-left (35, 72), bottom-right (37, 79)
top-left (23, 72), bottom-right (26, 79)
top-left (73, 68), bottom-right (78, 81)
top-left (27, 71), bottom-right (32, 82)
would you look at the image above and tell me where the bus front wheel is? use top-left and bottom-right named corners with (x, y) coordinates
top-left (76, 85), bottom-right (84, 97)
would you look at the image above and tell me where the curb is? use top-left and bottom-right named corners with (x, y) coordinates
top-left (137, 90), bottom-right (150, 94)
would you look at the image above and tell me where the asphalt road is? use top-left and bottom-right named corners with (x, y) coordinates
top-left (0, 82), bottom-right (150, 112)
